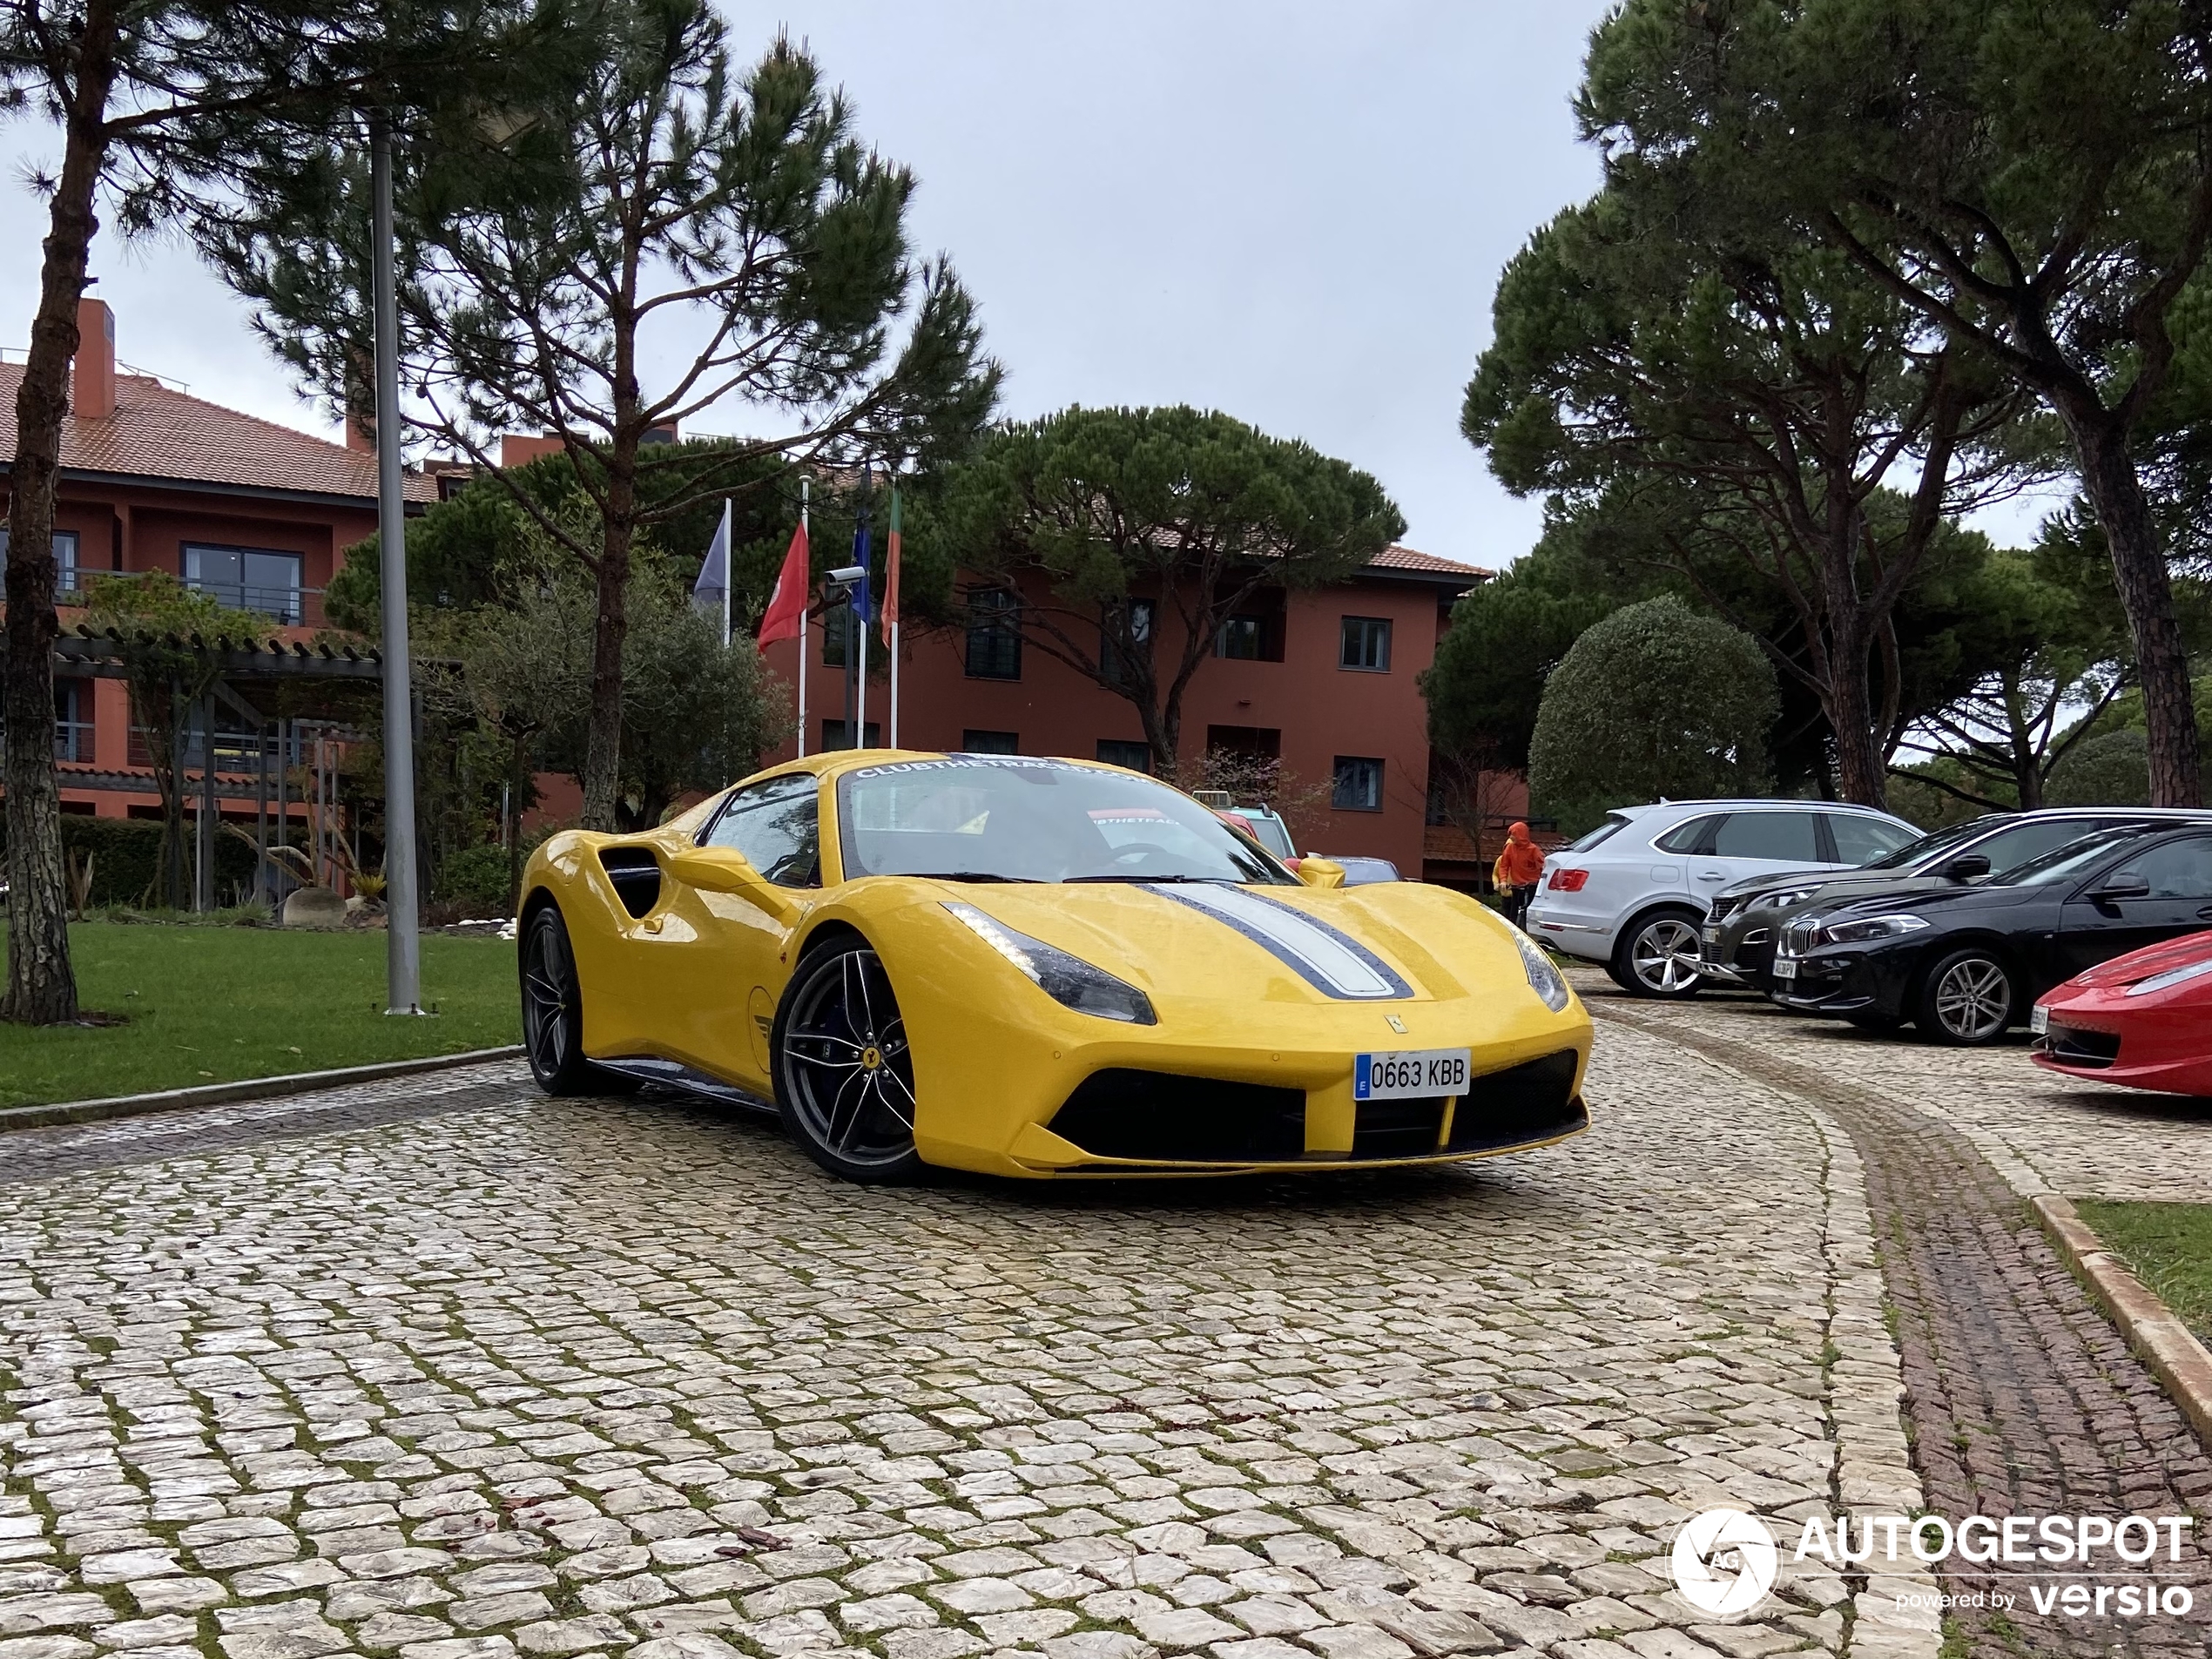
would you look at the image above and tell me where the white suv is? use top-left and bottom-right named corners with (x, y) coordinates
top-left (1526, 799), bottom-right (1921, 998)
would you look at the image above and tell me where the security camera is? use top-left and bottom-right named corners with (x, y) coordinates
top-left (826, 565), bottom-right (867, 585)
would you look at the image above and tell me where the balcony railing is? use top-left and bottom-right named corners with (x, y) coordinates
top-left (56, 569), bottom-right (327, 628)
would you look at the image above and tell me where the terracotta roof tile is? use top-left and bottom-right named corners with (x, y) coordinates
top-left (1367, 543), bottom-right (1492, 577)
top-left (0, 362), bottom-right (435, 502)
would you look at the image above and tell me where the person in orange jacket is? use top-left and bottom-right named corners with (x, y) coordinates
top-left (1492, 820), bottom-right (1546, 930)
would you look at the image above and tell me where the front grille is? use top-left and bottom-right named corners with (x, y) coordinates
top-left (1352, 1097), bottom-right (1448, 1159)
top-left (1781, 920), bottom-right (1817, 954)
top-left (1049, 1070), bottom-right (1305, 1162)
top-left (1708, 894), bottom-right (1743, 922)
top-left (2045, 1025), bottom-right (2121, 1069)
top-left (1446, 1050), bottom-right (1586, 1153)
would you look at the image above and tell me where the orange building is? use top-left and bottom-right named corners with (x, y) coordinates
top-left (759, 544), bottom-right (1495, 879)
top-left (3, 299), bottom-right (432, 826)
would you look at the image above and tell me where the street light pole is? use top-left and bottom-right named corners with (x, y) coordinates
top-left (372, 113), bottom-right (423, 1015)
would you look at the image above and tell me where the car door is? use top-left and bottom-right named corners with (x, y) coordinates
top-left (2057, 833), bottom-right (2212, 981)
top-left (648, 772), bottom-right (823, 1084)
top-left (1689, 810), bottom-right (1825, 900)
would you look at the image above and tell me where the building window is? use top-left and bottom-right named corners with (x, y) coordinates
top-left (1205, 725), bottom-right (1281, 760)
top-left (2, 529), bottom-right (82, 598)
top-left (1213, 596), bottom-right (1284, 662)
top-left (1340, 616), bottom-right (1392, 671)
top-left (54, 681), bottom-right (92, 762)
top-left (1332, 756), bottom-right (1384, 812)
top-left (183, 543), bottom-right (304, 623)
top-left (1096, 739), bottom-right (1151, 772)
top-left (820, 718), bottom-right (882, 751)
top-left (961, 729), bottom-right (1019, 755)
top-left (1102, 598), bottom-right (1153, 686)
top-left (965, 588), bottom-right (1022, 679)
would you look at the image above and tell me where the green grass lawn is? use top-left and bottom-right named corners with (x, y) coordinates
top-left (2074, 1199), bottom-right (2212, 1347)
top-left (0, 921), bottom-right (519, 1108)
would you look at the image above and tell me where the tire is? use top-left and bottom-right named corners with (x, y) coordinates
top-left (1611, 907), bottom-right (1705, 1000)
top-left (1844, 1010), bottom-right (1906, 1035)
top-left (521, 905), bottom-right (597, 1095)
top-left (772, 937), bottom-right (923, 1184)
top-left (1914, 948), bottom-right (2018, 1046)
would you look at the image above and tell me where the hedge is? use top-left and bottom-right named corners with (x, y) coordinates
top-left (4, 814), bottom-right (300, 907)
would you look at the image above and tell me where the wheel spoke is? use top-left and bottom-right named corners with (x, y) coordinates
top-left (826, 1065), bottom-right (872, 1150)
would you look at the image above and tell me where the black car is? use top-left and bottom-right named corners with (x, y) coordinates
top-left (1767, 823), bottom-right (2212, 1044)
top-left (1699, 809), bottom-right (2211, 992)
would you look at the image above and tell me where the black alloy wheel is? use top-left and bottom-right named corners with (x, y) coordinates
top-left (772, 938), bottom-right (923, 1183)
top-left (1915, 948), bottom-right (2018, 1046)
top-left (521, 905), bottom-right (595, 1094)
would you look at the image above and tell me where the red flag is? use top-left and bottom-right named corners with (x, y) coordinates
top-left (880, 484), bottom-right (902, 639)
top-left (756, 520), bottom-right (810, 649)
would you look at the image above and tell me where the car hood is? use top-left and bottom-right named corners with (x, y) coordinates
top-left (917, 879), bottom-right (1514, 1006)
top-left (1740, 871), bottom-right (1970, 917)
top-left (1716, 865), bottom-right (1847, 901)
top-left (1795, 881), bottom-right (2034, 927)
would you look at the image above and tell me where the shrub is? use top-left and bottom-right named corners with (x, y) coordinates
top-left (2047, 729), bottom-right (2150, 807)
top-left (1529, 597), bottom-right (1779, 835)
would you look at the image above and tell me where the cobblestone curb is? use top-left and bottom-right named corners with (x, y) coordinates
top-left (1660, 1034), bottom-right (1941, 1659)
top-left (2032, 1193), bottom-right (2212, 1455)
top-left (0, 1045), bottom-right (524, 1133)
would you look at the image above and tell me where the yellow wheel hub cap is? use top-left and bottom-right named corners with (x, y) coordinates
top-left (860, 1046), bottom-right (882, 1071)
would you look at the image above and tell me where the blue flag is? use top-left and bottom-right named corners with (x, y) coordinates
top-left (851, 516), bottom-right (872, 624)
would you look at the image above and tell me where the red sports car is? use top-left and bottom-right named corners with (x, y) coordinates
top-left (2032, 928), bottom-right (2212, 1096)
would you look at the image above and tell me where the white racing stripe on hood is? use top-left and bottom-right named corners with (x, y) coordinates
top-left (1148, 883), bottom-right (1412, 1000)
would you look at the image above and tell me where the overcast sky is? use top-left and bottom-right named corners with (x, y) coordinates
top-left (0, 4), bottom-right (1643, 569)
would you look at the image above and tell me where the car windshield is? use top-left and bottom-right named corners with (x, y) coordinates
top-left (1869, 819), bottom-right (1993, 872)
top-left (1988, 827), bottom-right (2155, 887)
top-left (838, 757), bottom-right (1297, 885)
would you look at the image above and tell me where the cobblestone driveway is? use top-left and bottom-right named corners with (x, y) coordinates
top-left (0, 1031), bottom-right (1917, 1659)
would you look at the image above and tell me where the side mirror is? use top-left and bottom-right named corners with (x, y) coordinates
top-left (1941, 853), bottom-right (1992, 880)
top-left (1298, 856), bottom-right (1346, 890)
top-left (666, 846), bottom-right (800, 921)
top-left (2093, 873), bottom-right (2151, 903)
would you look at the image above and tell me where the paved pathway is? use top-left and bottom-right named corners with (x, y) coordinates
top-left (1585, 979), bottom-right (2212, 1659)
top-left (0, 1035), bottom-right (1915, 1659)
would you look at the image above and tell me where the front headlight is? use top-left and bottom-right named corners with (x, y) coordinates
top-left (944, 901), bottom-right (1157, 1025)
top-left (1821, 914), bottom-right (1930, 946)
top-left (2125, 956), bottom-right (2212, 998)
top-left (1511, 927), bottom-right (1572, 1013)
top-left (1764, 887), bottom-right (1818, 909)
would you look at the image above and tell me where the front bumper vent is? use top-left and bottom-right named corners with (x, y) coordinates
top-left (2044, 1025), bottom-right (2121, 1069)
top-left (1352, 1097), bottom-right (1448, 1159)
top-left (1049, 1070), bottom-right (1305, 1162)
top-left (1447, 1050), bottom-right (1586, 1153)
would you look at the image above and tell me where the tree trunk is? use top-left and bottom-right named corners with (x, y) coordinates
top-left (1823, 612), bottom-right (1887, 808)
top-left (580, 465), bottom-right (637, 832)
top-left (2063, 411), bottom-right (2203, 806)
top-left (3, 5), bottom-right (118, 1022)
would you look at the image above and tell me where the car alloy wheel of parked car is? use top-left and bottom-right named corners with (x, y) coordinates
top-left (1918, 948), bottom-right (2017, 1046)
top-left (1615, 908), bottom-right (1705, 998)
top-left (773, 937), bottom-right (924, 1184)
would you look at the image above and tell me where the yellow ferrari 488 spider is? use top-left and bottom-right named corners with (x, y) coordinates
top-left (517, 751), bottom-right (1591, 1182)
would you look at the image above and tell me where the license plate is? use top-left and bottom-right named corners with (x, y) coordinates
top-left (1703, 927), bottom-right (1721, 944)
top-left (1355, 1048), bottom-right (1472, 1100)
top-left (1771, 958), bottom-right (1797, 981)
top-left (2030, 1005), bottom-right (2049, 1035)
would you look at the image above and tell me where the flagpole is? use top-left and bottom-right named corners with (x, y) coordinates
top-left (888, 481), bottom-right (900, 750)
top-left (718, 499), bottom-right (732, 648)
top-left (855, 468), bottom-right (869, 748)
top-left (797, 477), bottom-right (809, 758)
